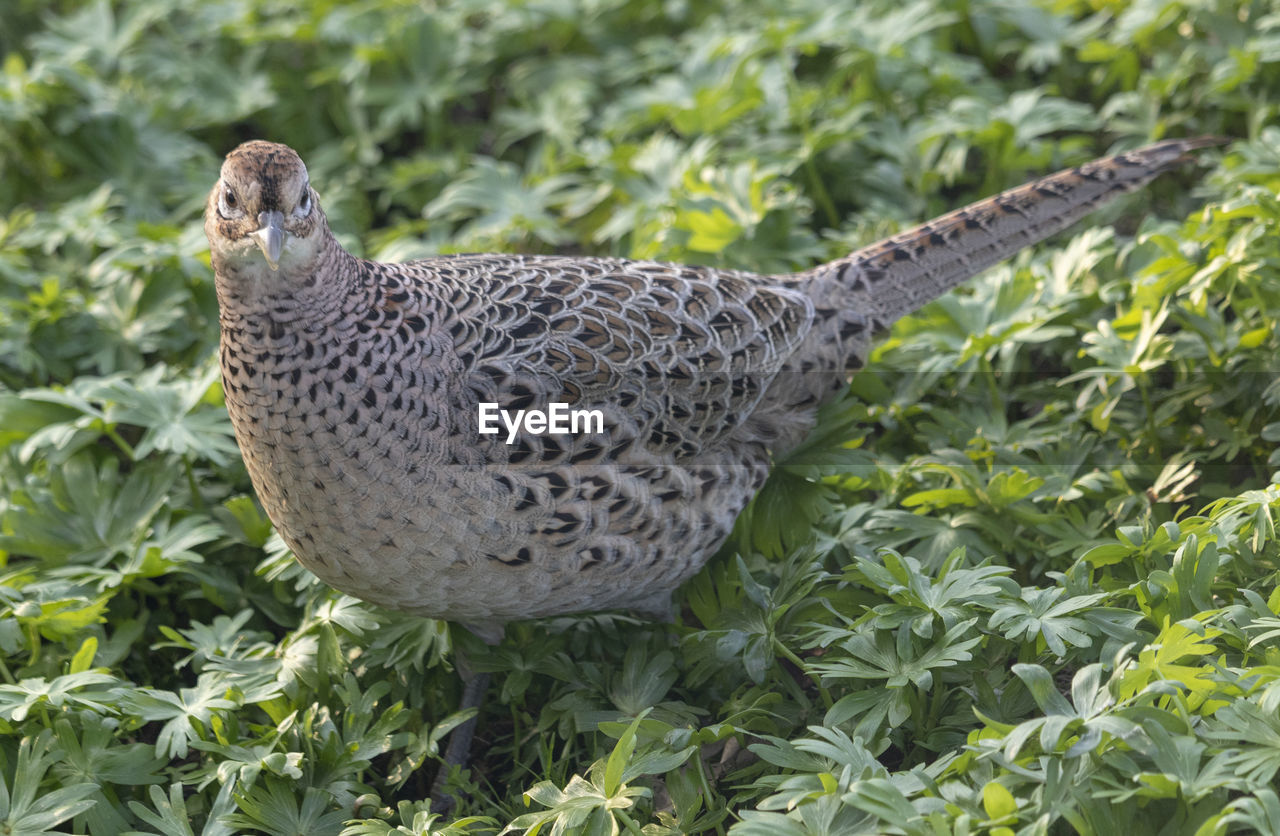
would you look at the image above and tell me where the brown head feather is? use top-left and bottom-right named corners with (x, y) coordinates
top-left (205, 140), bottom-right (328, 280)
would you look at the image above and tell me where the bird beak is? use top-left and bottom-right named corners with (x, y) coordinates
top-left (250, 211), bottom-right (286, 271)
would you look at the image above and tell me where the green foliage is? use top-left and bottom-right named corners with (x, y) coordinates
top-left (1, 0), bottom-right (1277, 832)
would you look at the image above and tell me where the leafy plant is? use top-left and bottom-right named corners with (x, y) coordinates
top-left (1, 0), bottom-right (1276, 832)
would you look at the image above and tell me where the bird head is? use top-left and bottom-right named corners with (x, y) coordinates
top-left (205, 141), bottom-right (326, 275)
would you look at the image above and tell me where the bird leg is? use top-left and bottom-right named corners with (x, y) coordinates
top-left (429, 622), bottom-right (502, 814)
top-left (428, 669), bottom-right (490, 814)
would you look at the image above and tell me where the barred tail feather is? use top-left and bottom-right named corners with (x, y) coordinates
top-left (825, 136), bottom-right (1224, 330)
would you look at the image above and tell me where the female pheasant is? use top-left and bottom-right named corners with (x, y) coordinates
top-left (207, 138), bottom-right (1217, 643)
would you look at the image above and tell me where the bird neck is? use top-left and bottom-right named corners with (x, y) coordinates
top-left (215, 232), bottom-right (359, 335)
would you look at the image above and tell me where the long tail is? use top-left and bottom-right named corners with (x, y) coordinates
top-left (816, 137), bottom-right (1223, 331)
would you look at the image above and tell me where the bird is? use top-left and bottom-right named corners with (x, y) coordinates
top-left (206, 135), bottom-right (1217, 801)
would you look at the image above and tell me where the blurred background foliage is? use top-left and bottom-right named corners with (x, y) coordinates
top-left (1, 0), bottom-right (1280, 833)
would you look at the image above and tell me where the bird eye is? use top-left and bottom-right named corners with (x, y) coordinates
top-left (295, 185), bottom-right (312, 218)
top-left (217, 185), bottom-right (244, 220)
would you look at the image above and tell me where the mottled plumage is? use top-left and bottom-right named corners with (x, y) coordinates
top-left (207, 138), bottom-right (1216, 642)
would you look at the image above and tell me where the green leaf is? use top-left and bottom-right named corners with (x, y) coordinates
top-left (0, 729), bottom-right (98, 834)
top-left (603, 708), bottom-right (647, 797)
top-left (982, 780), bottom-right (1017, 821)
top-left (1, 454), bottom-right (175, 566)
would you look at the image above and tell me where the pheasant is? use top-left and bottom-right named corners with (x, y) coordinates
top-left (207, 137), bottom-right (1216, 642)
top-left (206, 137), bottom-right (1216, 801)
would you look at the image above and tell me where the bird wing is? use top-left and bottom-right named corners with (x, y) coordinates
top-left (419, 253), bottom-right (817, 459)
